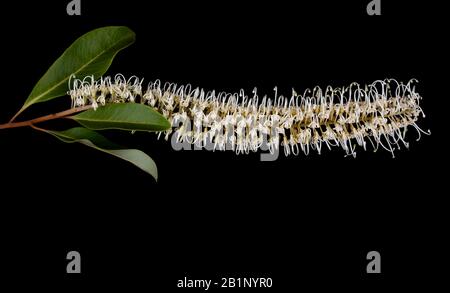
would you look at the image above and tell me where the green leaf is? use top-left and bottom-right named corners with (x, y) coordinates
top-left (19, 26), bottom-right (135, 114)
top-left (43, 127), bottom-right (158, 180)
top-left (71, 103), bottom-right (171, 131)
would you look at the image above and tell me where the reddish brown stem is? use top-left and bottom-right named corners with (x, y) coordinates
top-left (0, 105), bottom-right (92, 130)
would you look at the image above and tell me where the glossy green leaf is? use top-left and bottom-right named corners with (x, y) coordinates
top-left (71, 103), bottom-right (171, 131)
top-left (20, 26), bottom-right (135, 114)
top-left (43, 127), bottom-right (158, 180)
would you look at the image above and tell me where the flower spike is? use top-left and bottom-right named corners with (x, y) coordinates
top-left (68, 76), bottom-right (429, 157)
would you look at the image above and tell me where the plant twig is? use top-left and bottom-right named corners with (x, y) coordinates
top-left (0, 105), bottom-right (92, 130)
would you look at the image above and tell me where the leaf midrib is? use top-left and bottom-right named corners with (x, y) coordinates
top-left (26, 34), bottom-right (130, 107)
top-left (74, 117), bottom-right (166, 128)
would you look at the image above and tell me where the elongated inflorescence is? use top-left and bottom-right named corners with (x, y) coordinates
top-left (68, 74), bottom-right (429, 157)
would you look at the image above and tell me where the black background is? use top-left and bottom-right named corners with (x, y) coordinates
top-left (0, 0), bottom-right (446, 291)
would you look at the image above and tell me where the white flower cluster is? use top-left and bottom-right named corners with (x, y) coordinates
top-left (68, 75), bottom-right (429, 157)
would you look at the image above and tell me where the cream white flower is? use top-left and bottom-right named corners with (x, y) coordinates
top-left (68, 75), bottom-right (429, 157)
